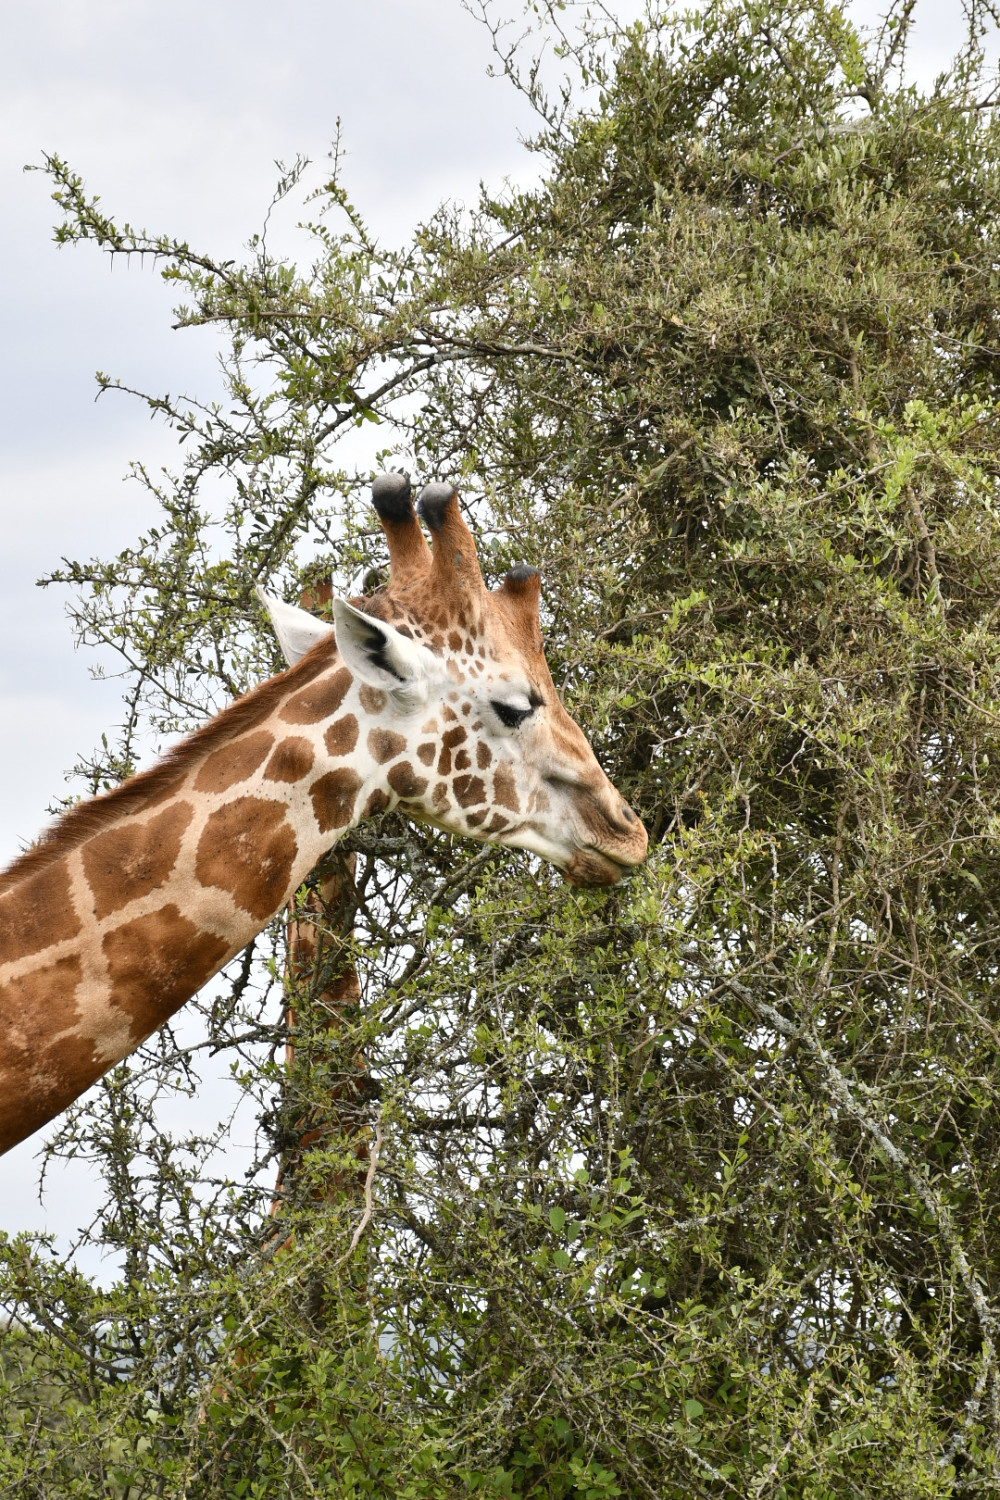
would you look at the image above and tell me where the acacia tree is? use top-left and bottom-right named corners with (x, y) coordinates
top-left (5, 1), bottom-right (1000, 1494)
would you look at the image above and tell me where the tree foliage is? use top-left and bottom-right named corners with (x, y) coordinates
top-left (6, 1), bottom-right (1000, 1493)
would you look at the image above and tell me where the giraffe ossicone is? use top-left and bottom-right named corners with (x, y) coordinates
top-left (0, 477), bottom-right (647, 1155)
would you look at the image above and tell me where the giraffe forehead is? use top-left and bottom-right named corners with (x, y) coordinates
top-left (395, 614), bottom-right (534, 691)
top-left (379, 586), bottom-right (536, 675)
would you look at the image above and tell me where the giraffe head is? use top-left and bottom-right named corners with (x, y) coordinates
top-left (263, 476), bottom-right (646, 885)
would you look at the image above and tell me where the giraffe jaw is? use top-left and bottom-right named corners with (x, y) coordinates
top-left (403, 810), bottom-right (632, 887)
top-left (498, 826), bottom-right (637, 888)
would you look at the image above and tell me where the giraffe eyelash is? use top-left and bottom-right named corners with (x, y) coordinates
top-left (490, 700), bottom-right (536, 730)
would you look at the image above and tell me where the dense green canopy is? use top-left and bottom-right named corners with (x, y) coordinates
top-left (6, 2), bottom-right (1000, 1493)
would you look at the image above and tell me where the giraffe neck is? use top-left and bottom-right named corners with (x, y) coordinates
top-left (0, 640), bottom-right (410, 1156)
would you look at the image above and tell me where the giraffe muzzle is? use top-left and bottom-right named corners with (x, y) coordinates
top-left (564, 811), bottom-right (648, 887)
top-left (560, 781), bottom-right (648, 880)
top-left (564, 846), bottom-right (636, 887)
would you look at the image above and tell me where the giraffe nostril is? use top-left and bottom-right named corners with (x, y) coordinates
top-left (621, 802), bottom-right (637, 825)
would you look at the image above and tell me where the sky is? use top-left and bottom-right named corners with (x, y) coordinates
top-left (0, 0), bottom-right (993, 1270)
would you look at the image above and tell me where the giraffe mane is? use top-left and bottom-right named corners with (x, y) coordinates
top-left (0, 632), bottom-right (340, 896)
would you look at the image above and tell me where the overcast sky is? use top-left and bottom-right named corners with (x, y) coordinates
top-left (0, 0), bottom-right (991, 1270)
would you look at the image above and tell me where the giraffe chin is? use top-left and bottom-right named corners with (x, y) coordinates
top-left (563, 848), bottom-right (630, 887)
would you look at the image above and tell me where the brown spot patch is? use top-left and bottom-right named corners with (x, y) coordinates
top-left (0, 955), bottom-right (87, 1154)
top-left (388, 763), bottom-right (428, 801)
top-left (437, 724), bottom-right (468, 776)
top-left (368, 728), bottom-right (407, 764)
top-left (0, 954), bottom-right (83, 1050)
top-left (194, 730), bottom-right (274, 794)
top-left (453, 775), bottom-right (486, 809)
top-left (281, 668), bottom-right (352, 725)
top-left (364, 788), bottom-right (390, 819)
top-left (0, 860), bottom-right (81, 965)
top-left (484, 813), bottom-right (510, 835)
top-left (83, 801), bottom-right (194, 921)
top-left (432, 782), bottom-right (450, 811)
top-left (476, 741), bottom-right (492, 770)
top-left (448, 630), bottom-right (463, 652)
top-left (442, 705), bottom-right (459, 723)
top-left (466, 809), bottom-right (488, 828)
top-left (324, 715), bottom-right (359, 757)
top-left (417, 742), bottom-right (436, 766)
top-left (454, 748), bottom-right (471, 771)
top-left (359, 684), bottom-right (388, 715)
top-left (195, 797), bottom-right (299, 920)
top-left (494, 763), bottom-right (521, 812)
top-left (104, 905), bottom-right (230, 1040)
top-left (265, 736), bottom-right (316, 783)
top-left (310, 769), bottom-right (363, 833)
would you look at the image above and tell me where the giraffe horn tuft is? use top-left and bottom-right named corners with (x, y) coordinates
top-left (502, 564), bottom-right (541, 591)
top-left (496, 563), bottom-right (543, 618)
top-left (371, 471), bottom-right (431, 585)
top-left (371, 471), bottom-right (413, 523)
top-left (416, 482), bottom-right (457, 532)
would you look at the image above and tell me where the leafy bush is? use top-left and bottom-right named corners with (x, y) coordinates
top-left (7, 3), bottom-right (1000, 1493)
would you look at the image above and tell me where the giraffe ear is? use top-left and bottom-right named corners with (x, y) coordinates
top-left (332, 598), bottom-right (435, 707)
top-left (256, 587), bottom-right (334, 666)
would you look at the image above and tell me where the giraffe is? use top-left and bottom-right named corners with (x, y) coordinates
top-left (0, 476), bottom-right (648, 1157)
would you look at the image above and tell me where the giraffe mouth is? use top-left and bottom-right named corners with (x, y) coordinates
top-left (493, 822), bottom-right (643, 887)
top-left (563, 847), bottom-right (633, 887)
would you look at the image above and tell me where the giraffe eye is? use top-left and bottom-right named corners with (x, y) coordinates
top-left (491, 699), bottom-right (535, 730)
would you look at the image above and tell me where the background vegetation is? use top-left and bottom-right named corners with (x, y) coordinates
top-left (5, 1), bottom-right (1000, 1492)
